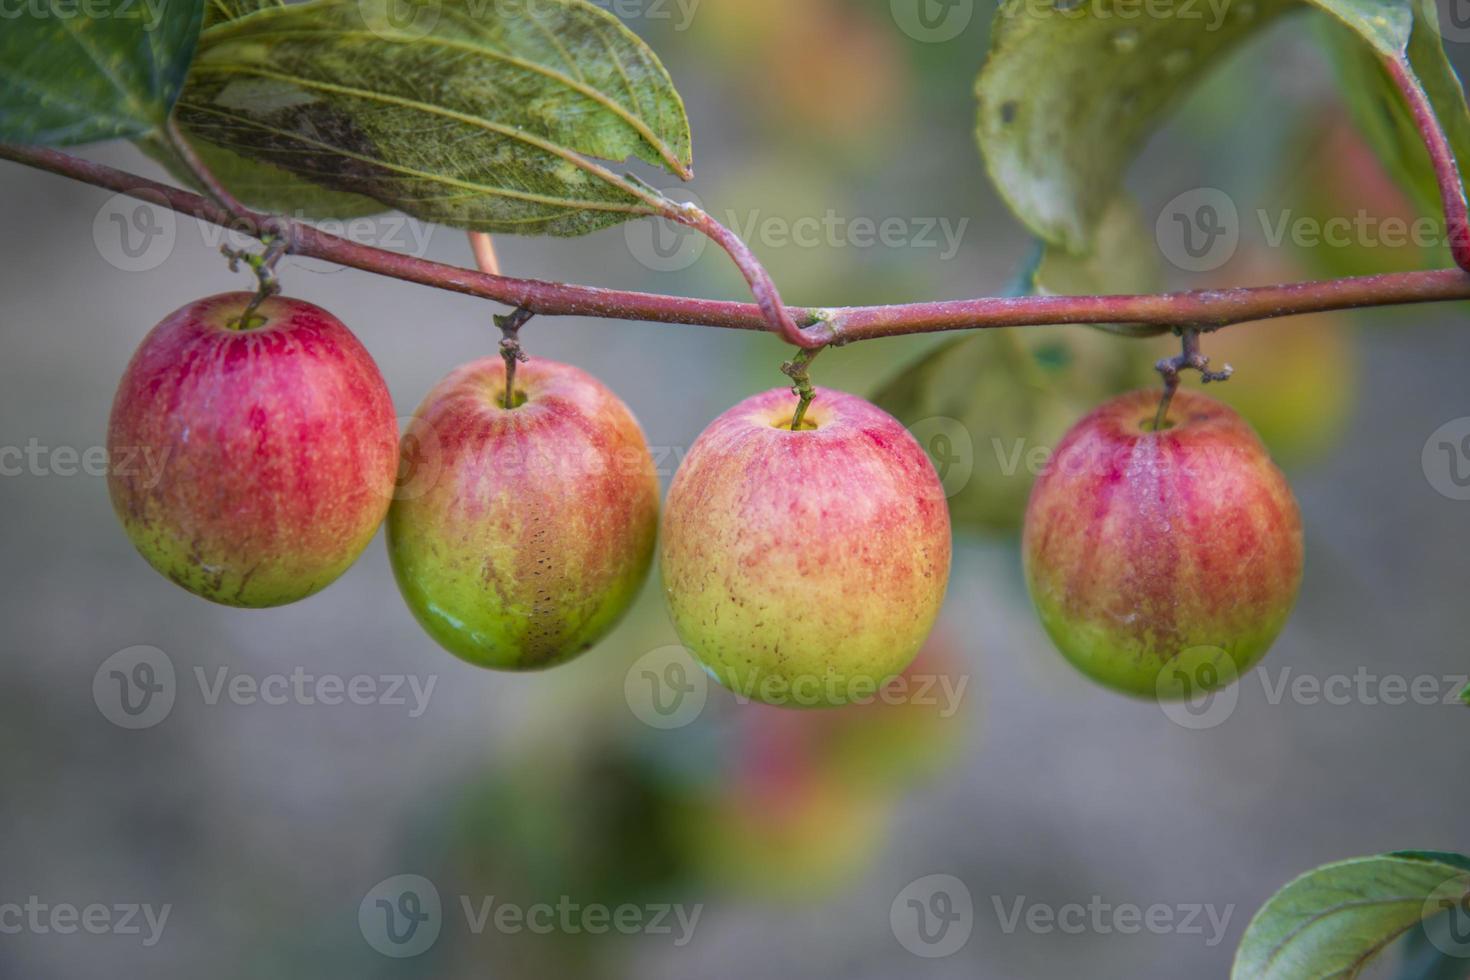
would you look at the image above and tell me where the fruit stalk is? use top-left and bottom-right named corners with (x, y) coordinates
top-left (6, 143), bottom-right (1470, 340)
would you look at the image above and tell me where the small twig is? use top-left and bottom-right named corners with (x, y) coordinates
top-left (781, 347), bottom-right (823, 430)
top-left (1153, 328), bottom-right (1233, 430)
top-left (495, 308), bottom-right (533, 409)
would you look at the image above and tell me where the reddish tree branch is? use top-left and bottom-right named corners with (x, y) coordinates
top-left (4, 142), bottom-right (1470, 344)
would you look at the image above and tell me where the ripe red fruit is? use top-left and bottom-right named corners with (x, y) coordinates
top-left (660, 387), bottom-right (952, 708)
top-left (107, 293), bottom-right (399, 607)
top-left (1022, 389), bottom-right (1304, 698)
top-left (387, 357), bottom-right (660, 670)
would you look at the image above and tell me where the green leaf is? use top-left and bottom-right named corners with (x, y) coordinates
top-left (1233, 854), bottom-right (1470, 980)
top-left (1031, 198), bottom-right (1168, 338)
top-left (138, 0), bottom-right (384, 220)
top-left (1319, 8), bottom-right (1470, 220)
top-left (139, 132), bottom-right (387, 219)
top-left (975, 0), bottom-right (1419, 254)
top-left (0, 0), bottom-right (205, 145)
top-left (202, 0), bottom-right (282, 31)
top-left (173, 0), bottom-right (691, 235)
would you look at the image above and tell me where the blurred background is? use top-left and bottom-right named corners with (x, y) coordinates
top-left (2, 0), bottom-right (1469, 976)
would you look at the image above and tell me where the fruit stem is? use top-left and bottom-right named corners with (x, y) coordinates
top-left (495, 308), bottom-right (533, 409)
top-left (1153, 328), bottom-right (1233, 430)
top-left (164, 116), bottom-right (294, 327)
top-left (782, 347), bottom-right (823, 430)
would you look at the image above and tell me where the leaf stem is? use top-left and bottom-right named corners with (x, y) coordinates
top-left (6, 143), bottom-right (1470, 342)
top-left (1383, 54), bottom-right (1470, 273)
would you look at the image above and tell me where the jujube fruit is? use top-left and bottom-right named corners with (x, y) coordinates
top-left (107, 292), bottom-right (399, 608)
top-left (1022, 388), bottom-right (1304, 698)
top-left (387, 357), bottom-right (659, 670)
top-left (660, 387), bottom-right (952, 708)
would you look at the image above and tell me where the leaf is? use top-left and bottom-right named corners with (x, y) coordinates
top-left (975, 0), bottom-right (1419, 254)
top-left (1319, 8), bottom-right (1470, 220)
top-left (138, 0), bottom-right (385, 219)
top-left (173, 0), bottom-right (691, 235)
top-left (139, 132), bottom-right (388, 219)
top-left (0, 0), bottom-right (205, 145)
top-left (202, 0), bottom-right (282, 31)
top-left (1233, 853), bottom-right (1470, 980)
top-left (1031, 197), bottom-right (1168, 338)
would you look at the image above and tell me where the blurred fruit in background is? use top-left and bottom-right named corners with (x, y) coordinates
top-left (1276, 110), bottom-right (1431, 280)
top-left (686, 0), bottom-right (907, 153)
top-left (426, 614), bottom-right (971, 922)
top-left (873, 326), bottom-right (1140, 534)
